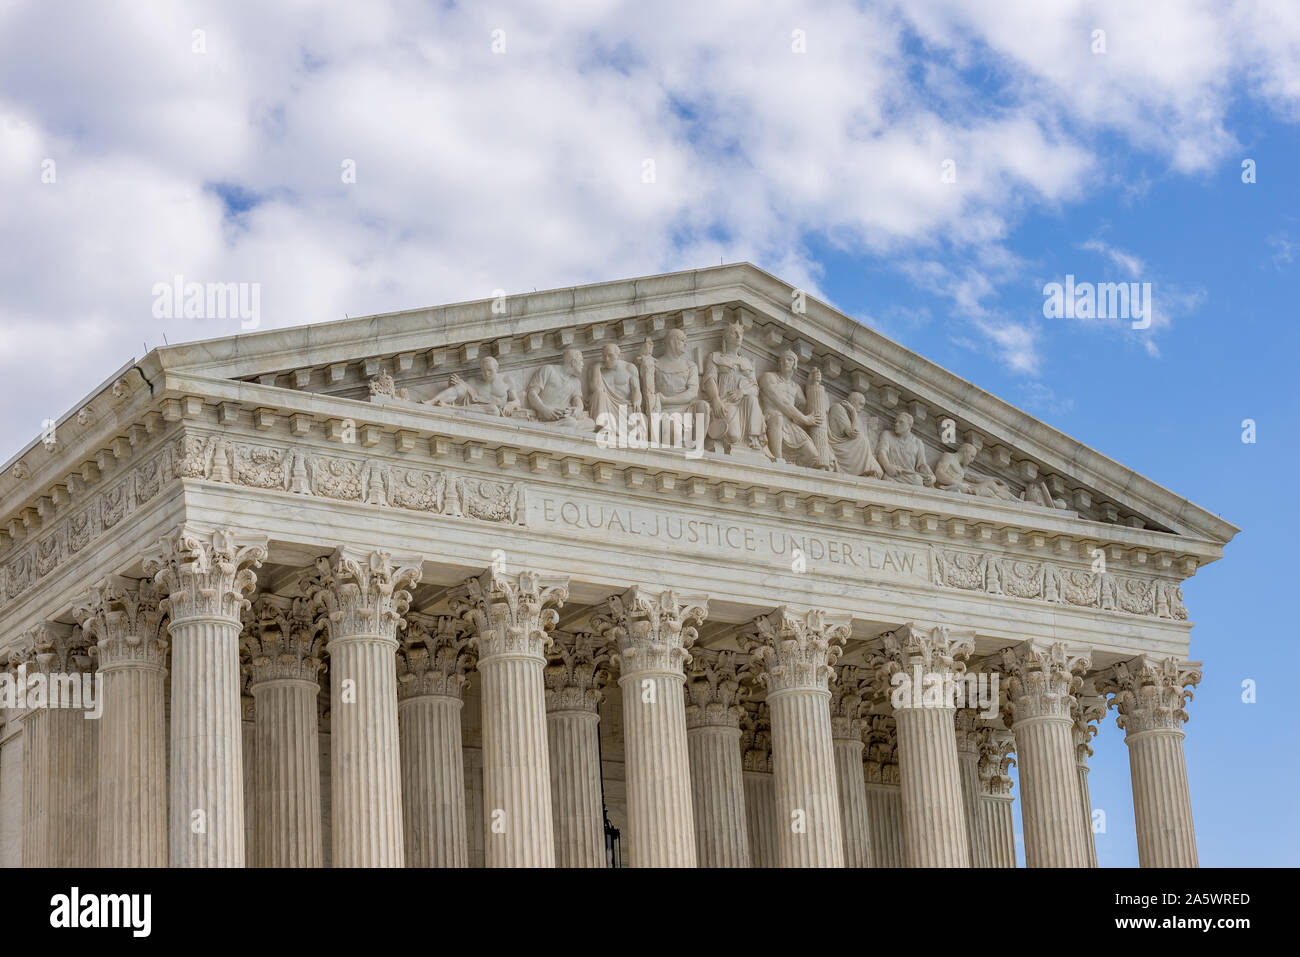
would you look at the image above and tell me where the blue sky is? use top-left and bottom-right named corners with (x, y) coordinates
top-left (2, 1), bottom-right (1297, 865)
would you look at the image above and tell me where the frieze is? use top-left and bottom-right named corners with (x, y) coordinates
top-left (931, 547), bottom-right (1187, 620)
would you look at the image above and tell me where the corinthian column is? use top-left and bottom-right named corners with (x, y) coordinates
top-left (881, 623), bottom-right (972, 867)
top-left (684, 649), bottom-right (749, 868)
top-left (742, 607), bottom-right (848, 868)
top-left (592, 587), bottom-right (705, 867)
top-left (242, 594), bottom-right (324, 868)
top-left (75, 578), bottom-right (167, 867)
top-left (453, 568), bottom-right (568, 867)
top-left (830, 665), bottom-right (873, 868)
top-left (863, 714), bottom-right (904, 867)
top-left (978, 728), bottom-right (1017, 867)
top-left (1073, 679), bottom-right (1105, 868)
top-left (145, 526), bottom-right (266, 867)
top-left (955, 708), bottom-right (989, 867)
top-left (1099, 656), bottom-right (1202, 868)
top-left (13, 623), bottom-right (98, 866)
top-left (1001, 642), bottom-right (1092, 868)
top-left (303, 548), bottom-right (421, 868)
top-left (398, 613), bottom-right (475, 868)
top-left (740, 699), bottom-right (777, 868)
top-left (543, 631), bottom-right (610, 868)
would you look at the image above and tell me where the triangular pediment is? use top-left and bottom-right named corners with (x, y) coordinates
top-left (95, 264), bottom-right (1238, 549)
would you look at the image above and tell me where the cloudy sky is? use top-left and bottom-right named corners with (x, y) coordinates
top-left (2, 0), bottom-right (1298, 865)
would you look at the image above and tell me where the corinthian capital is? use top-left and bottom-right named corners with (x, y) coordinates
top-left (241, 593), bottom-right (324, 685)
top-left (881, 623), bottom-right (973, 672)
top-left (1000, 641), bottom-right (1091, 724)
top-left (544, 632), bottom-right (611, 713)
top-left (451, 567), bottom-right (569, 662)
top-left (144, 526), bottom-right (268, 622)
top-left (829, 665), bottom-right (872, 741)
top-left (864, 713), bottom-right (899, 785)
top-left (73, 576), bottom-right (167, 670)
top-left (590, 586), bottom-right (707, 678)
top-left (1098, 655), bottom-right (1202, 736)
top-left (1072, 677), bottom-right (1106, 765)
top-left (977, 727), bottom-right (1016, 796)
top-left (12, 622), bottom-right (93, 676)
top-left (741, 606), bottom-right (849, 696)
top-left (740, 699), bottom-right (773, 773)
top-left (302, 547), bottom-right (422, 644)
top-left (399, 613), bottom-right (475, 700)
top-left (684, 649), bottom-right (744, 729)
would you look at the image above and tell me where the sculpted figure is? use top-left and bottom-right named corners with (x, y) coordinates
top-left (653, 328), bottom-right (709, 447)
top-left (526, 348), bottom-right (594, 428)
top-left (702, 321), bottom-right (765, 452)
top-left (758, 350), bottom-right (829, 468)
top-left (827, 391), bottom-right (883, 478)
top-left (427, 356), bottom-right (521, 415)
top-left (588, 342), bottom-right (641, 427)
top-left (876, 411), bottom-right (935, 486)
top-left (637, 338), bottom-right (660, 418)
top-left (805, 367), bottom-right (835, 469)
top-left (934, 443), bottom-right (1018, 500)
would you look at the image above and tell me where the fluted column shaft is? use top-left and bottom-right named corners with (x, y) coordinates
top-left (146, 527), bottom-right (267, 868)
top-left (832, 736), bottom-right (872, 867)
top-left (1127, 729), bottom-right (1197, 867)
top-left (400, 694), bottom-right (468, 867)
top-left (1013, 715), bottom-right (1090, 867)
top-left (251, 678), bottom-right (322, 867)
top-left (98, 660), bottom-right (166, 866)
top-left (864, 783), bottom-right (905, 867)
top-left (1077, 762), bottom-right (1097, 868)
top-left (982, 794), bottom-right (1017, 867)
top-left (687, 723), bottom-right (749, 867)
top-left (955, 712), bottom-right (990, 867)
top-left (594, 587), bottom-right (705, 868)
top-left (478, 654), bottom-right (553, 866)
top-left (546, 709), bottom-right (604, 867)
top-left (742, 772), bottom-right (776, 867)
top-left (619, 669), bottom-right (696, 866)
top-left (329, 636), bottom-right (403, 866)
top-left (20, 707), bottom-right (50, 867)
top-left (894, 705), bottom-right (969, 867)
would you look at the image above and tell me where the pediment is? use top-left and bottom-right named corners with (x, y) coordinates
top-left (12, 264), bottom-right (1238, 553)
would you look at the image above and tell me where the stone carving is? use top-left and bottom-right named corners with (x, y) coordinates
top-left (450, 568), bottom-right (569, 661)
top-left (301, 549), bottom-right (422, 643)
top-left (879, 623), bottom-right (973, 706)
top-left (591, 586), bottom-right (707, 677)
top-left (684, 648), bottom-right (744, 729)
top-left (649, 328), bottom-right (709, 446)
top-left (588, 342), bottom-right (642, 427)
top-left (863, 713), bottom-right (900, 785)
top-left (454, 477), bottom-right (526, 524)
top-left (739, 699), bottom-right (774, 774)
top-left (399, 613), bottom-right (476, 700)
top-left (525, 349), bottom-right (593, 428)
top-left (144, 527), bottom-right (268, 623)
top-left (702, 321), bottom-right (765, 454)
top-left (1073, 678), bottom-right (1106, 764)
top-left (427, 356), bottom-right (524, 416)
top-left (73, 576), bottom-right (168, 670)
top-left (1000, 641), bottom-right (1091, 724)
top-left (544, 631), bottom-right (611, 713)
top-left (741, 606), bottom-right (849, 695)
top-left (368, 370), bottom-right (409, 400)
top-left (931, 547), bottom-right (1188, 620)
top-left (758, 350), bottom-right (831, 468)
top-left (1098, 655), bottom-right (1202, 735)
top-left (876, 411), bottom-right (935, 487)
top-left (977, 727), bottom-right (1016, 795)
top-left (829, 664), bottom-right (872, 740)
top-left (827, 392), bottom-right (883, 478)
top-left (241, 593), bottom-right (324, 684)
top-left (934, 443), bottom-right (1017, 500)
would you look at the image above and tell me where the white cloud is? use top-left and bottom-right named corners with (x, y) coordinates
top-left (0, 0), bottom-right (1297, 455)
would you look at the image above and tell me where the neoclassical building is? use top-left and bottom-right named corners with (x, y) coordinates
top-left (0, 264), bottom-right (1234, 868)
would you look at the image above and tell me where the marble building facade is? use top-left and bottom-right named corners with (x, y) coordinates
top-left (0, 264), bottom-right (1234, 868)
